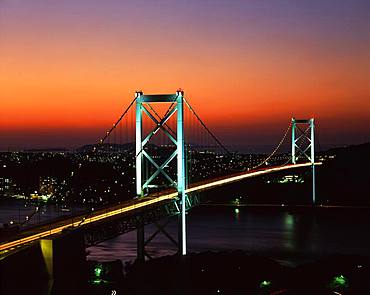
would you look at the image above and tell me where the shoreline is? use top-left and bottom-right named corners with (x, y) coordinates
top-left (201, 203), bottom-right (370, 209)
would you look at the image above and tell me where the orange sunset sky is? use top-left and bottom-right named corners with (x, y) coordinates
top-left (1, 0), bottom-right (370, 150)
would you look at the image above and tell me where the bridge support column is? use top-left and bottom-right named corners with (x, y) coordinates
top-left (135, 92), bottom-right (146, 262)
top-left (136, 216), bottom-right (145, 263)
top-left (135, 91), bottom-right (143, 197)
top-left (134, 90), bottom-right (188, 261)
top-left (291, 118), bottom-right (296, 164)
top-left (310, 118), bottom-right (316, 205)
top-left (291, 117), bottom-right (316, 205)
top-left (176, 90), bottom-right (187, 255)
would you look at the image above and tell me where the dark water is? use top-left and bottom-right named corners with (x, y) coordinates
top-left (0, 199), bottom-right (87, 228)
top-left (87, 205), bottom-right (370, 266)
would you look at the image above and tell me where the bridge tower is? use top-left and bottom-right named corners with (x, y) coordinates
top-left (135, 90), bottom-right (187, 260)
top-left (291, 118), bottom-right (316, 204)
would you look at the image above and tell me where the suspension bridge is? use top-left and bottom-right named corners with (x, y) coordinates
top-left (0, 90), bottom-right (321, 261)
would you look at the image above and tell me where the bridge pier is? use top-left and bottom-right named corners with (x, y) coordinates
top-left (133, 195), bottom-right (199, 262)
top-left (40, 230), bottom-right (87, 294)
top-left (136, 217), bottom-right (145, 263)
top-left (312, 164), bottom-right (316, 205)
top-left (135, 214), bottom-right (180, 262)
top-left (0, 230), bottom-right (86, 295)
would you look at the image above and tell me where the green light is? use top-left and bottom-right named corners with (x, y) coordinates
top-left (329, 275), bottom-right (348, 289)
top-left (232, 198), bottom-right (240, 205)
top-left (92, 279), bottom-right (102, 285)
top-left (284, 214), bottom-right (294, 227)
top-left (94, 264), bottom-right (103, 278)
top-left (260, 280), bottom-right (271, 288)
top-left (234, 208), bottom-right (240, 214)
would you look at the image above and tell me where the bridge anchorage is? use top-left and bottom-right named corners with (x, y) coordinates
top-left (135, 90), bottom-right (191, 260)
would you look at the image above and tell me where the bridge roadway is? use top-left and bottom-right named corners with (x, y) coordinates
top-left (0, 162), bottom-right (321, 254)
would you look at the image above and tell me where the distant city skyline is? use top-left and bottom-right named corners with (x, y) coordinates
top-left (1, 0), bottom-right (370, 149)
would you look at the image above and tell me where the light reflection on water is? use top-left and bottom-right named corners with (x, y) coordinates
top-left (87, 206), bottom-right (370, 266)
top-left (1, 199), bottom-right (369, 266)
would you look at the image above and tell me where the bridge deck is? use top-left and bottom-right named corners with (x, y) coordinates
top-left (0, 162), bottom-right (321, 254)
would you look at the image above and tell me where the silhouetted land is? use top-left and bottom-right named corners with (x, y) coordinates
top-left (86, 251), bottom-right (370, 295)
top-left (203, 142), bottom-right (370, 206)
top-left (319, 142), bottom-right (370, 205)
top-left (1, 141), bottom-right (370, 206)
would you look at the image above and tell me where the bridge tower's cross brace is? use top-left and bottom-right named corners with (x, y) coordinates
top-left (135, 90), bottom-right (187, 258)
top-left (291, 118), bottom-right (316, 204)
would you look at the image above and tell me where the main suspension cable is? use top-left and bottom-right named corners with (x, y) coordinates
top-left (184, 97), bottom-right (232, 156)
top-left (251, 122), bottom-right (292, 170)
top-left (99, 96), bottom-right (137, 146)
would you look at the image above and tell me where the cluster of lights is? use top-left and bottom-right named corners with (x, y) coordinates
top-left (94, 264), bottom-right (103, 278)
top-left (260, 280), bottom-right (272, 288)
top-left (329, 274), bottom-right (348, 289)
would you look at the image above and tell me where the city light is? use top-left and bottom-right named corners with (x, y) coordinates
top-left (94, 264), bottom-right (103, 278)
top-left (260, 280), bottom-right (271, 288)
top-left (329, 274), bottom-right (348, 289)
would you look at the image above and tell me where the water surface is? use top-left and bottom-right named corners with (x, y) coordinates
top-left (88, 205), bottom-right (370, 266)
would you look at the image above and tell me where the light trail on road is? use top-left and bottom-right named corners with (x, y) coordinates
top-left (0, 162), bottom-right (321, 253)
